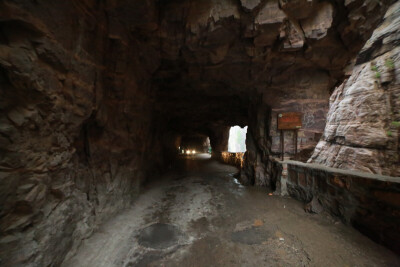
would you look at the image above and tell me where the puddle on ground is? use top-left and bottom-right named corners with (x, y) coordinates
top-left (126, 252), bottom-right (162, 267)
top-left (231, 227), bottom-right (270, 245)
top-left (138, 223), bottom-right (182, 249)
top-left (233, 177), bottom-right (243, 186)
top-left (226, 173), bottom-right (244, 187)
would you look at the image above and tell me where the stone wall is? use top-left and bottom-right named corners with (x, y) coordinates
top-left (280, 160), bottom-right (400, 254)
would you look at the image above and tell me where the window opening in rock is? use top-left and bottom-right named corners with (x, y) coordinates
top-left (228, 126), bottom-right (247, 152)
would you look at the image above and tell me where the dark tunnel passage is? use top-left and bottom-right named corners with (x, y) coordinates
top-left (0, 0), bottom-right (400, 266)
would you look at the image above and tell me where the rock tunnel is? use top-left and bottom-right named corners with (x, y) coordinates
top-left (0, 0), bottom-right (400, 266)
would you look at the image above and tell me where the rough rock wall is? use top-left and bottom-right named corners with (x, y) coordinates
top-left (268, 71), bottom-right (330, 157)
top-left (309, 2), bottom-right (400, 177)
top-left (239, 0), bottom-right (394, 187)
top-left (210, 126), bottom-right (230, 158)
top-left (0, 1), bottom-right (164, 266)
top-left (240, 96), bottom-right (273, 186)
top-left (153, 0), bottom-right (393, 137)
top-left (152, 0), bottom-right (393, 185)
top-left (0, 0), bottom-right (396, 265)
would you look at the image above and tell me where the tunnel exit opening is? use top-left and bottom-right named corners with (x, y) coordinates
top-left (179, 135), bottom-right (211, 155)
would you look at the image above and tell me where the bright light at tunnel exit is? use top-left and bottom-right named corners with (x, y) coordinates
top-left (228, 126), bottom-right (247, 153)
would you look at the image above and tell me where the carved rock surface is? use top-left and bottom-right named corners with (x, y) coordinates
top-left (240, 0), bottom-right (262, 11)
top-left (0, 0), bottom-right (395, 266)
top-left (309, 1), bottom-right (400, 177)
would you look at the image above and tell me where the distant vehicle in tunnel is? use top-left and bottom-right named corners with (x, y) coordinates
top-left (180, 148), bottom-right (196, 155)
top-left (180, 135), bottom-right (211, 154)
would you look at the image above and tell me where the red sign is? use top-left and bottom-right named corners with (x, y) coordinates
top-left (277, 112), bottom-right (302, 130)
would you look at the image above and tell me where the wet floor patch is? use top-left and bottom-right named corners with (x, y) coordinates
top-left (138, 223), bottom-right (182, 249)
top-left (128, 252), bottom-right (162, 267)
top-left (231, 227), bottom-right (270, 245)
top-left (189, 216), bottom-right (210, 233)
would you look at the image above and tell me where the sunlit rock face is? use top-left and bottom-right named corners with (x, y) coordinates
top-left (0, 0), bottom-right (394, 265)
top-left (309, 2), bottom-right (400, 177)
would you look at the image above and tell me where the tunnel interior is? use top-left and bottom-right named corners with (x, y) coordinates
top-left (179, 135), bottom-right (211, 154)
top-left (0, 0), bottom-right (400, 265)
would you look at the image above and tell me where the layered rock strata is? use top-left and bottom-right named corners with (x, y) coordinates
top-left (309, 2), bottom-right (400, 177)
top-left (0, 1), bottom-right (164, 266)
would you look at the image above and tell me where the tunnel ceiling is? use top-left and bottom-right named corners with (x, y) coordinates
top-left (103, 0), bottom-right (391, 134)
top-left (0, 0), bottom-right (391, 136)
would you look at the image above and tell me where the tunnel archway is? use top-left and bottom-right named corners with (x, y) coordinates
top-left (179, 135), bottom-right (211, 154)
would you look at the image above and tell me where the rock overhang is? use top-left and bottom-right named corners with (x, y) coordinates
top-left (126, 0), bottom-right (393, 135)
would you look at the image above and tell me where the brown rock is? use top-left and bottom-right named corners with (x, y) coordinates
top-left (280, 0), bottom-right (315, 19)
top-left (304, 197), bottom-right (324, 214)
top-left (255, 0), bottom-right (286, 25)
top-left (298, 172), bottom-right (307, 187)
top-left (280, 20), bottom-right (305, 51)
top-left (0, 0), bottom-right (395, 265)
top-left (373, 191), bottom-right (400, 207)
top-left (240, 0), bottom-right (262, 11)
top-left (301, 2), bottom-right (333, 40)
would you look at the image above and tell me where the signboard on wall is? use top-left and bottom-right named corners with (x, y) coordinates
top-left (277, 112), bottom-right (302, 130)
